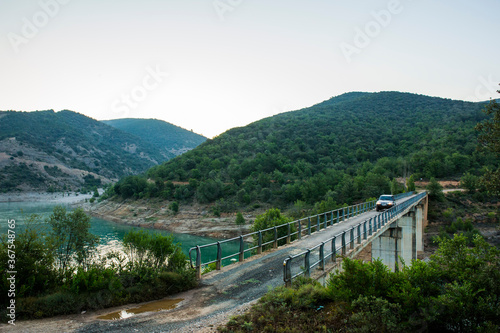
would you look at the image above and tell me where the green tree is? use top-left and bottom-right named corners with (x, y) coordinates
top-left (460, 172), bottom-right (477, 194)
top-left (0, 215), bottom-right (57, 301)
top-left (390, 178), bottom-right (404, 194)
top-left (196, 179), bottom-right (224, 203)
top-left (252, 208), bottom-right (294, 249)
top-left (169, 201), bottom-right (179, 214)
top-left (235, 212), bottom-right (245, 225)
top-left (122, 230), bottom-right (186, 271)
top-left (47, 206), bottom-right (99, 274)
top-left (427, 177), bottom-right (444, 201)
top-left (406, 175), bottom-right (416, 192)
top-left (475, 85), bottom-right (500, 195)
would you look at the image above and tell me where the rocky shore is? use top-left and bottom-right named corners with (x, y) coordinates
top-left (0, 191), bottom-right (93, 204)
top-left (88, 198), bottom-right (253, 239)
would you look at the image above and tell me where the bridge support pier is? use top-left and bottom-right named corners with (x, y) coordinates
top-left (371, 209), bottom-right (419, 272)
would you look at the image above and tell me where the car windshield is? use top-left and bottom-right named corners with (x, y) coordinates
top-left (379, 195), bottom-right (394, 201)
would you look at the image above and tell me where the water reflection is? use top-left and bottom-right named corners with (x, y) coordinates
top-left (0, 201), bottom-right (241, 261)
top-left (97, 298), bottom-right (183, 320)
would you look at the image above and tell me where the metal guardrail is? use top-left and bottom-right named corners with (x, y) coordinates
top-left (282, 191), bottom-right (426, 286)
top-left (189, 192), bottom-right (415, 279)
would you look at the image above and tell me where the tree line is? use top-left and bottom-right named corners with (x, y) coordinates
top-left (109, 92), bottom-right (498, 210)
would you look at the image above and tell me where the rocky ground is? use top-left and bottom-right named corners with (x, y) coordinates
top-left (88, 198), bottom-right (255, 239)
top-left (0, 191), bottom-right (93, 204)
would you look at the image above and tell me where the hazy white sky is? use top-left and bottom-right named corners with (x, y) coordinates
top-left (1, 0), bottom-right (499, 138)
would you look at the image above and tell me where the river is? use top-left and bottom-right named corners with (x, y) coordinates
top-left (0, 199), bottom-right (240, 264)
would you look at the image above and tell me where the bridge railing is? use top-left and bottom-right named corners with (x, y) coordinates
top-left (189, 192), bottom-right (414, 278)
top-left (282, 191), bottom-right (426, 286)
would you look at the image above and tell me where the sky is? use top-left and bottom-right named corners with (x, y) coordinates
top-left (1, 0), bottom-right (499, 138)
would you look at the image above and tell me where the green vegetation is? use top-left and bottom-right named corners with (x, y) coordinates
top-left (476, 85), bottom-right (500, 195)
top-left (102, 118), bottom-right (206, 155)
top-left (251, 209), bottom-right (294, 250)
top-left (0, 207), bottom-right (196, 321)
top-left (220, 234), bottom-right (500, 332)
top-left (169, 201), bottom-right (179, 214)
top-left (0, 110), bottom-right (170, 191)
top-left (427, 177), bottom-right (445, 201)
top-left (235, 212), bottom-right (245, 225)
top-left (47, 207), bottom-right (99, 275)
top-left (427, 190), bottom-right (498, 248)
top-left (461, 172), bottom-right (479, 194)
top-left (0, 163), bottom-right (46, 192)
top-left (111, 92), bottom-right (498, 210)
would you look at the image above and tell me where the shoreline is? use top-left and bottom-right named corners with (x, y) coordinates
top-left (0, 191), bottom-right (93, 204)
top-left (0, 192), bottom-right (252, 239)
top-left (87, 199), bottom-right (253, 239)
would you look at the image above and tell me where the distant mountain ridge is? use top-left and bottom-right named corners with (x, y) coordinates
top-left (0, 110), bottom-right (204, 192)
top-left (102, 118), bottom-right (207, 156)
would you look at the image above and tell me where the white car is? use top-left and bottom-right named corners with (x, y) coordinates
top-left (376, 195), bottom-right (396, 211)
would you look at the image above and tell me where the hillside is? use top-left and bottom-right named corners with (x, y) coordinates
top-left (102, 118), bottom-right (207, 156)
top-left (111, 92), bottom-right (498, 210)
top-left (0, 110), bottom-right (169, 192)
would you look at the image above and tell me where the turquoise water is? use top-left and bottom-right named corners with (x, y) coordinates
top-left (0, 201), bottom-right (239, 263)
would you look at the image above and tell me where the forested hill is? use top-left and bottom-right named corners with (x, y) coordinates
top-left (113, 92), bottom-right (497, 210)
top-left (102, 118), bottom-right (207, 156)
top-left (0, 110), bottom-right (170, 192)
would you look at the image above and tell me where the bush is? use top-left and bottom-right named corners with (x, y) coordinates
top-left (235, 212), bottom-right (245, 225)
top-left (122, 229), bottom-right (187, 272)
top-left (0, 215), bottom-right (58, 302)
top-left (461, 172), bottom-right (478, 194)
top-left (221, 233), bottom-right (500, 332)
top-left (69, 266), bottom-right (122, 294)
top-left (427, 178), bottom-right (444, 201)
top-left (326, 258), bottom-right (399, 303)
top-left (442, 207), bottom-right (454, 221)
top-left (349, 296), bottom-right (403, 333)
top-left (169, 201), bottom-right (179, 214)
top-left (251, 208), bottom-right (295, 250)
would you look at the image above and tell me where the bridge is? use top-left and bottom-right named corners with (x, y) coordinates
top-left (190, 191), bottom-right (428, 286)
top-left (9, 192), bottom-right (429, 332)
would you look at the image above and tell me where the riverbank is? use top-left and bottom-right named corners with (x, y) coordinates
top-left (88, 198), bottom-right (253, 239)
top-left (0, 191), bottom-right (93, 204)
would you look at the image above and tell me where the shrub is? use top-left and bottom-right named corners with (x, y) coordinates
top-left (251, 208), bottom-right (295, 249)
top-left (221, 232), bottom-right (500, 333)
top-left (442, 207), bottom-right (454, 221)
top-left (235, 212), bottom-right (245, 225)
top-left (427, 178), bottom-right (444, 201)
top-left (169, 201), bottom-right (179, 214)
top-left (122, 230), bottom-right (187, 272)
top-left (0, 215), bottom-right (58, 302)
top-left (349, 296), bottom-right (403, 333)
top-left (69, 266), bottom-right (122, 294)
top-left (326, 258), bottom-right (399, 303)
